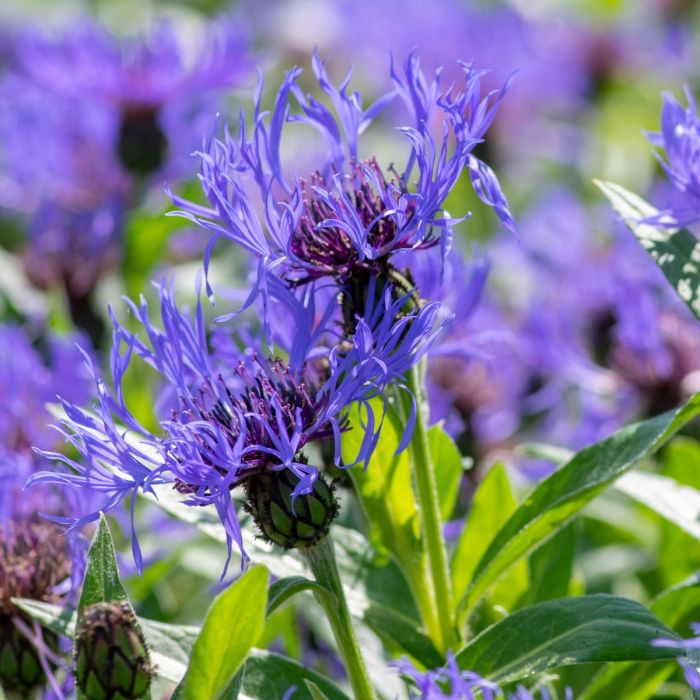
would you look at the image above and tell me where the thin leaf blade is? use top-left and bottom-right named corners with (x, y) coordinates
top-left (181, 565), bottom-right (269, 700)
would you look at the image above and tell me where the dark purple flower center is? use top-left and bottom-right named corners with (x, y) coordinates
top-left (288, 158), bottom-right (420, 286)
top-left (175, 358), bottom-right (340, 493)
top-left (0, 518), bottom-right (71, 615)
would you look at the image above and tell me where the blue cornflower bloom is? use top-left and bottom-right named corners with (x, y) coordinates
top-left (417, 187), bottom-right (700, 479)
top-left (0, 74), bottom-right (127, 301)
top-left (171, 51), bottom-right (514, 315)
top-left (30, 277), bottom-right (446, 571)
top-left (395, 653), bottom-right (571, 699)
top-left (646, 87), bottom-right (700, 227)
top-left (15, 16), bottom-right (251, 178)
top-left (653, 623), bottom-right (700, 691)
top-left (0, 325), bottom-right (93, 700)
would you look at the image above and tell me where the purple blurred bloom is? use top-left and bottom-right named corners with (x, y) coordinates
top-left (646, 87), bottom-right (700, 227)
top-left (17, 18), bottom-right (250, 107)
top-left (0, 324), bottom-right (93, 700)
top-left (0, 74), bottom-right (127, 299)
top-left (13, 16), bottom-right (251, 179)
top-left (31, 277), bottom-right (445, 572)
top-left (422, 187), bottom-right (700, 476)
top-left (395, 653), bottom-right (570, 699)
top-left (171, 50), bottom-right (514, 315)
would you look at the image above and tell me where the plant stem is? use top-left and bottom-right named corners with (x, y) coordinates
top-left (302, 537), bottom-right (377, 700)
top-left (404, 360), bottom-right (456, 652)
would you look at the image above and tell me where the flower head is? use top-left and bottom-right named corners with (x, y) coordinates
top-left (0, 74), bottom-right (127, 306)
top-left (0, 324), bottom-right (93, 698)
top-left (646, 87), bottom-right (700, 226)
top-left (15, 16), bottom-right (251, 178)
top-left (31, 277), bottom-right (445, 572)
top-left (395, 653), bottom-right (570, 699)
top-left (171, 51), bottom-right (514, 316)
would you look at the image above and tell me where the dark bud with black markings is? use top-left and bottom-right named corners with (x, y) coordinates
top-left (244, 469), bottom-right (339, 550)
top-left (74, 602), bottom-right (152, 700)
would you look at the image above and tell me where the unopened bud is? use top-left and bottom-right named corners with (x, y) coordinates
top-left (0, 615), bottom-right (57, 694)
top-left (75, 602), bottom-right (152, 700)
top-left (245, 470), bottom-right (339, 550)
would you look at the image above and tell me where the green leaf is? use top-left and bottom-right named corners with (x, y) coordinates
top-left (457, 395), bottom-right (700, 620)
top-left (451, 464), bottom-right (529, 632)
top-left (180, 565), bottom-right (269, 700)
top-left (581, 572), bottom-right (700, 700)
top-left (451, 463), bottom-right (517, 604)
top-left (456, 595), bottom-right (682, 683)
top-left (266, 576), bottom-right (329, 616)
top-left (595, 179), bottom-right (700, 320)
top-left (342, 401), bottom-right (420, 561)
top-left (14, 599), bottom-right (75, 637)
top-left (614, 470), bottom-right (700, 540)
top-left (77, 513), bottom-right (129, 614)
top-left (242, 650), bottom-right (351, 700)
top-left (305, 680), bottom-right (331, 700)
top-left (429, 423), bottom-right (464, 521)
top-left (363, 605), bottom-right (443, 669)
top-left (526, 522), bottom-right (576, 605)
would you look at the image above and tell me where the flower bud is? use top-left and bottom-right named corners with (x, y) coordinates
top-left (245, 470), bottom-right (339, 550)
top-left (75, 602), bottom-right (152, 700)
top-left (0, 615), bottom-right (56, 694)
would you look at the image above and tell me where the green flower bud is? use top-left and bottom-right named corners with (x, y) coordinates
top-left (0, 615), bottom-right (56, 695)
top-left (75, 602), bottom-right (152, 700)
top-left (245, 470), bottom-right (339, 550)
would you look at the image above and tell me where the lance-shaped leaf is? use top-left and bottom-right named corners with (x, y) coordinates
top-left (581, 572), bottom-right (700, 700)
top-left (595, 179), bottom-right (700, 320)
top-left (457, 394), bottom-right (700, 620)
top-left (177, 565), bottom-right (269, 700)
top-left (242, 651), bottom-right (351, 700)
top-left (456, 595), bottom-right (682, 683)
top-left (77, 513), bottom-right (129, 613)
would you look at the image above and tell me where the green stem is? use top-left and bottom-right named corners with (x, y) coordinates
top-left (404, 554), bottom-right (441, 646)
top-left (302, 537), bottom-right (377, 700)
top-left (403, 360), bottom-right (456, 652)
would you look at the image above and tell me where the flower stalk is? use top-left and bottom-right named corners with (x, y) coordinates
top-left (401, 360), bottom-right (456, 652)
top-left (301, 537), bottom-right (377, 700)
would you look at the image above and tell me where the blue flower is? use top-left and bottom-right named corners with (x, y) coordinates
top-left (31, 277), bottom-right (445, 572)
top-left (0, 324), bottom-right (93, 699)
top-left (653, 623), bottom-right (700, 691)
top-left (14, 16), bottom-right (251, 178)
top-left (17, 17), bottom-right (250, 107)
top-left (0, 74), bottom-right (128, 301)
top-left (171, 50), bottom-right (514, 312)
top-left (646, 87), bottom-right (700, 227)
top-left (395, 653), bottom-right (570, 699)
